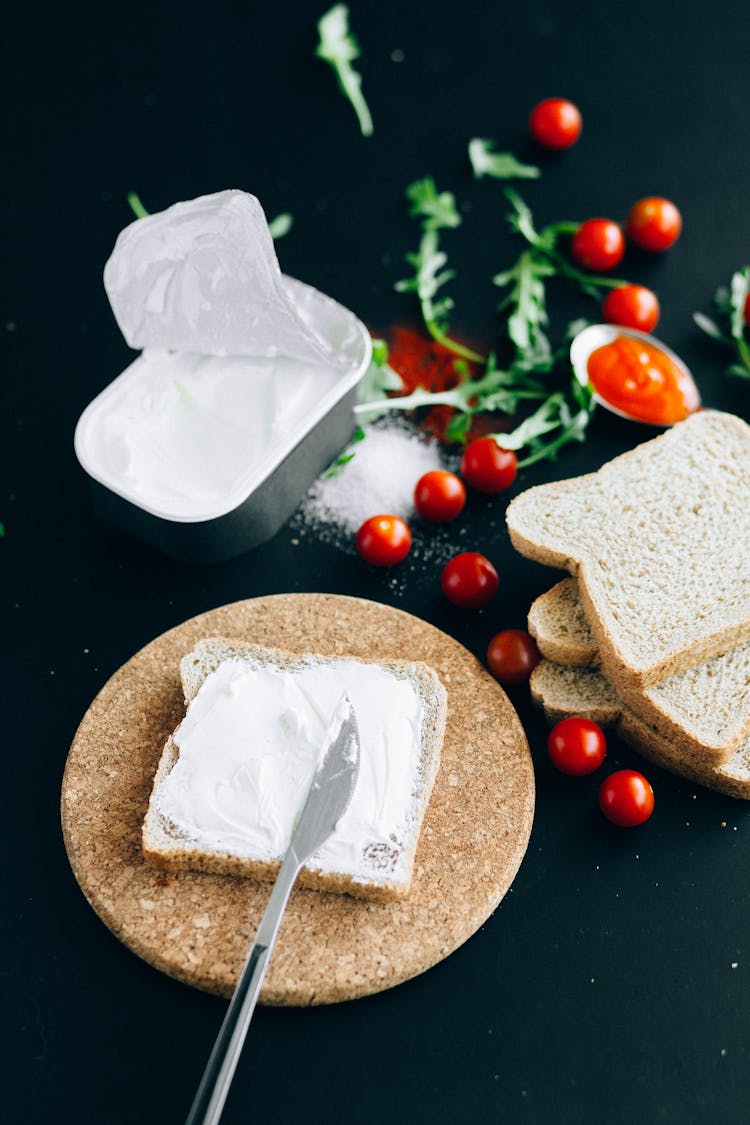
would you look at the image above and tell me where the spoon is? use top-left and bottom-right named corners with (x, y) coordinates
top-left (570, 323), bottom-right (701, 426)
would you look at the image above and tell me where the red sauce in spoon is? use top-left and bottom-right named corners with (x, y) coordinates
top-left (586, 334), bottom-right (700, 425)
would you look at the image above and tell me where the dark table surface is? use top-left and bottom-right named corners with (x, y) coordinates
top-left (4, 2), bottom-right (750, 1122)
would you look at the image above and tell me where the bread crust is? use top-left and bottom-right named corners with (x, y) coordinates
top-left (142, 638), bottom-right (447, 902)
top-left (508, 411), bottom-right (750, 692)
top-left (530, 660), bottom-right (750, 800)
top-left (529, 579), bottom-right (750, 764)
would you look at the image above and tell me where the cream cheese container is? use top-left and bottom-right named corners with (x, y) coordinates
top-left (75, 191), bottom-right (371, 563)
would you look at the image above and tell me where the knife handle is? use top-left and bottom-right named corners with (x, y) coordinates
top-left (184, 850), bottom-right (301, 1125)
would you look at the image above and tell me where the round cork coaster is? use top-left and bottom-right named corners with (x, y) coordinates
top-left (61, 594), bottom-right (534, 1005)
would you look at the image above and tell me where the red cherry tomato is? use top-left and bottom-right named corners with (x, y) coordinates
top-left (355, 515), bottom-right (411, 567)
top-left (441, 552), bottom-right (499, 609)
top-left (598, 769), bottom-right (655, 826)
top-left (744, 292), bottom-right (750, 327)
top-left (460, 437), bottom-right (518, 494)
top-left (547, 717), bottom-right (607, 776)
top-left (625, 197), bottom-right (682, 252)
top-left (414, 470), bottom-right (466, 522)
top-left (602, 284), bottom-right (660, 334)
top-left (529, 97), bottom-right (582, 150)
top-left (571, 219), bottom-right (625, 272)
top-left (487, 629), bottom-right (541, 685)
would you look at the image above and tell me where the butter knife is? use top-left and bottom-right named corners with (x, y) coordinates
top-left (185, 694), bottom-right (361, 1125)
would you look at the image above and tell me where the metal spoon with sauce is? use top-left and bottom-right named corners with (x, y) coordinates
top-left (570, 324), bottom-right (701, 426)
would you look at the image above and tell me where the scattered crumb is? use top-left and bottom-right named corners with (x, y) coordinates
top-left (731, 962), bottom-right (739, 969)
top-left (390, 48), bottom-right (405, 62)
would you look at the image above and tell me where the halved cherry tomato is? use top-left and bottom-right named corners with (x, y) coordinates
top-left (625, 197), bottom-right (682, 252)
top-left (460, 437), bottom-right (517, 493)
top-left (529, 98), bottom-right (582, 150)
top-left (547, 717), bottom-right (607, 776)
top-left (598, 769), bottom-right (655, 826)
top-left (602, 284), bottom-right (660, 334)
top-left (487, 629), bottom-right (541, 685)
top-left (414, 470), bottom-right (466, 522)
top-left (441, 552), bottom-right (499, 608)
top-left (355, 515), bottom-right (411, 566)
top-left (571, 219), bottom-right (625, 272)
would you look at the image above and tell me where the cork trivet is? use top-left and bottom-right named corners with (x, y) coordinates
top-left (61, 594), bottom-right (534, 1005)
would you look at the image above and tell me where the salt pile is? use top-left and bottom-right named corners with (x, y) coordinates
top-left (301, 421), bottom-right (442, 535)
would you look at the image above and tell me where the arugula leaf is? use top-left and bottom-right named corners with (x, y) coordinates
top-left (494, 250), bottom-right (555, 366)
top-left (404, 177), bottom-right (462, 231)
top-left (494, 381), bottom-right (595, 468)
top-left (356, 338), bottom-right (404, 422)
top-left (692, 311), bottom-right (728, 344)
top-left (694, 266), bottom-right (750, 377)
top-left (322, 425), bottom-right (366, 477)
top-left (469, 139), bottom-right (540, 181)
top-left (127, 192), bottom-right (149, 219)
top-left (395, 179), bottom-right (483, 362)
top-left (316, 5), bottom-right (373, 137)
top-left (267, 212), bottom-right (293, 240)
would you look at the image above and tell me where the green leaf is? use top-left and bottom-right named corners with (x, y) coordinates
top-left (405, 177), bottom-right (461, 231)
top-left (443, 411), bottom-right (473, 442)
top-left (322, 425), bottom-right (366, 477)
top-left (316, 4), bottom-right (373, 137)
top-left (356, 340), bottom-right (404, 422)
top-left (395, 188), bottom-right (484, 363)
top-left (468, 139), bottom-right (540, 181)
top-left (504, 187), bottom-right (542, 246)
top-left (693, 311), bottom-right (729, 343)
top-left (127, 192), bottom-right (149, 219)
top-left (268, 212), bottom-right (293, 240)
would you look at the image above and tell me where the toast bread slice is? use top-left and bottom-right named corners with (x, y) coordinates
top-left (530, 660), bottom-right (750, 799)
top-left (528, 579), bottom-right (750, 763)
top-left (507, 411), bottom-right (750, 692)
top-left (142, 638), bottom-right (447, 902)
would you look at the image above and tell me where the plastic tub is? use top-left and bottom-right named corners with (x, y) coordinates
top-left (75, 277), bottom-right (371, 563)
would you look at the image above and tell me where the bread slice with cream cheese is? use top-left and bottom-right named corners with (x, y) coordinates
top-left (142, 638), bottom-right (447, 902)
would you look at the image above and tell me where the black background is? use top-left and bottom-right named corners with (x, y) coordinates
top-left (4, 2), bottom-right (750, 1122)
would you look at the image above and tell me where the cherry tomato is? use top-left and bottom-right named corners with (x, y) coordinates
top-left (355, 515), bottom-right (411, 567)
top-left (547, 717), bottom-right (607, 776)
top-left (414, 470), bottom-right (466, 522)
top-left (602, 284), bottom-right (660, 334)
top-left (744, 292), bottom-right (750, 327)
top-left (487, 629), bottom-right (541, 685)
top-left (625, 197), bottom-right (682, 252)
top-left (598, 769), bottom-right (655, 826)
top-left (461, 437), bottom-right (518, 494)
top-left (529, 97), bottom-right (582, 150)
top-left (570, 219), bottom-right (625, 272)
top-left (441, 552), bottom-right (499, 609)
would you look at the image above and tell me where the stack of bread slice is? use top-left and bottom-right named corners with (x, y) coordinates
top-left (505, 410), bottom-right (750, 798)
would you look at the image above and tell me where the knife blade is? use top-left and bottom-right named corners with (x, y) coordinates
top-left (185, 693), bottom-right (361, 1125)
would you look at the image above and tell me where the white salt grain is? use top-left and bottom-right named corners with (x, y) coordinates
top-left (303, 422), bottom-right (442, 534)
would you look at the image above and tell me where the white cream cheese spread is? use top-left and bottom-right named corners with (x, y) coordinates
top-left (87, 349), bottom-right (340, 520)
top-left (152, 657), bottom-right (425, 884)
